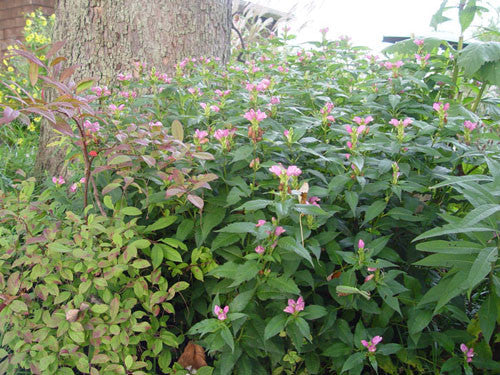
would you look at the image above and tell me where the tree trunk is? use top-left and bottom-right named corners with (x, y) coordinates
top-left (34, 0), bottom-right (232, 178)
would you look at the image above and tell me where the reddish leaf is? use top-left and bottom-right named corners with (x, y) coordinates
top-left (29, 62), bottom-right (39, 86)
top-left (187, 194), bottom-right (204, 210)
top-left (46, 40), bottom-right (65, 59)
top-left (14, 49), bottom-right (45, 68)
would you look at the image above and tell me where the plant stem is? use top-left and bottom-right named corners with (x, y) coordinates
top-left (471, 82), bottom-right (487, 113)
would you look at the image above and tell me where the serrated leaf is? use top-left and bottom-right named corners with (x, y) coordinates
top-left (278, 236), bottom-right (313, 266)
top-left (362, 199), bottom-right (386, 226)
top-left (152, 244), bottom-right (164, 269)
top-left (341, 352), bottom-right (365, 373)
top-left (231, 144), bottom-right (253, 163)
top-left (235, 199), bottom-right (273, 211)
top-left (478, 293), bottom-right (497, 343)
top-left (217, 222), bottom-right (256, 234)
top-left (458, 41), bottom-right (500, 76)
top-left (145, 216), bottom-right (177, 232)
top-left (345, 191), bottom-right (358, 217)
top-left (430, 0), bottom-right (451, 31)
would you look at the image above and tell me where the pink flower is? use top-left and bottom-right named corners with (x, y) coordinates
top-left (283, 129), bottom-right (289, 137)
top-left (117, 73), bottom-right (132, 81)
top-left (244, 109), bottom-right (267, 123)
top-left (194, 129), bottom-right (208, 143)
top-left (357, 125), bottom-right (366, 134)
top-left (83, 120), bottom-right (100, 133)
top-left (384, 61), bottom-right (393, 70)
top-left (460, 344), bottom-right (474, 363)
top-left (256, 78), bottom-right (271, 91)
top-left (214, 129), bottom-right (229, 141)
top-left (70, 183), bottom-right (78, 193)
top-left (275, 226), bottom-right (286, 237)
top-left (395, 61), bottom-right (403, 68)
top-left (270, 96), bottom-right (280, 105)
top-left (403, 118), bottom-right (413, 127)
top-left (367, 267), bottom-right (377, 272)
top-left (433, 102), bottom-right (450, 112)
top-left (52, 176), bottom-right (65, 186)
top-left (326, 115), bottom-right (335, 122)
top-left (414, 38), bottom-right (424, 46)
top-left (210, 105), bottom-right (220, 113)
top-left (256, 220), bottom-right (266, 227)
top-left (307, 196), bottom-right (321, 207)
top-left (284, 296), bottom-right (305, 314)
top-left (214, 305), bottom-right (229, 321)
top-left (255, 245), bottom-right (265, 254)
top-left (320, 27), bottom-right (329, 34)
top-left (464, 120), bottom-right (477, 131)
top-left (200, 102), bottom-right (207, 110)
top-left (361, 336), bottom-right (382, 352)
top-left (80, 177), bottom-right (86, 184)
top-left (269, 165), bottom-right (284, 177)
top-left (286, 165), bottom-right (302, 177)
top-left (347, 141), bottom-right (353, 149)
top-left (109, 104), bottom-right (125, 112)
top-left (353, 116), bottom-right (373, 126)
top-left (358, 239), bottom-right (365, 250)
top-left (345, 125), bottom-right (353, 134)
top-left (389, 118), bottom-right (400, 127)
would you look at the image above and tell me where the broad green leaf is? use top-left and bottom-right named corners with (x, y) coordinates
top-left (303, 305), bottom-right (327, 320)
top-left (458, 42), bottom-right (500, 76)
top-left (171, 119), bottom-right (184, 141)
top-left (459, 0), bottom-right (477, 33)
top-left (464, 246), bottom-right (497, 290)
top-left (264, 314), bottom-right (287, 340)
top-left (362, 199), bottom-right (386, 226)
top-left (413, 253), bottom-right (476, 268)
top-left (416, 240), bottom-right (482, 254)
top-left (278, 236), bottom-right (313, 266)
top-left (341, 352), bottom-right (365, 373)
top-left (462, 204), bottom-right (500, 227)
top-left (145, 216), bottom-right (177, 232)
top-left (109, 154), bottom-right (132, 165)
top-left (231, 144), bottom-right (253, 163)
top-left (220, 326), bottom-right (234, 352)
top-left (229, 290), bottom-right (254, 312)
top-left (235, 199), bottom-right (273, 211)
top-left (430, 0), bottom-right (451, 31)
top-left (9, 300), bottom-right (28, 313)
top-left (91, 304), bottom-right (109, 314)
top-left (266, 276), bottom-right (301, 294)
top-left (217, 222), bottom-right (256, 234)
top-left (408, 308), bottom-right (433, 343)
top-left (294, 204), bottom-right (330, 216)
top-left (345, 191), bottom-right (358, 217)
top-left (163, 245), bottom-right (183, 262)
top-left (413, 224), bottom-right (493, 241)
top-left (76, 79), bottom-right (94, 93)
top-left (151, 244), bottom-right (164, 269)
top-left (478, 293), bottom-right (497, 343)
top-left (431, 174), bottom-right (492, 188)
top-left (122, 207), bottom-right (142, 216)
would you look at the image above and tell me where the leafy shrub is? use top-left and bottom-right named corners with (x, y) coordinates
top-left (0, 11), bottom-right (499, 375)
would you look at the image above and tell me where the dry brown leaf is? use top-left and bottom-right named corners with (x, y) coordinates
top-left (178, 341), bottom-right (207, 370)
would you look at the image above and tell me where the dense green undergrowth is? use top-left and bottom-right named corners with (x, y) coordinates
top-left (0, 5), bottom-right (500, 375)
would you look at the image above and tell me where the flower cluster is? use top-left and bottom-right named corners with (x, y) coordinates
top-left (361, 336), bottom-right (382, 352)
top-left (460, 343), bottom-right (474, 363)
top-left (284, 296), bottom-right (305, 314)
top-left (389, 118), bottom-right (412, 142)
top-left (214, 305), bottom-right (229, 321)
top-left (214, 128), bottom-right (236, 152)
top-left (433, 102), bottom-right (450, 126)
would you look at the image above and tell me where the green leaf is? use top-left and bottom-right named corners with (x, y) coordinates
top-left (408, 308), bottom-right (433, 342)
top-left (416, 240), bottom-right (482, 254)
top-left (171, 119), bottom-right (184, 141)
top-left (231, 144), bottom-right (253, 163)
top-left (109, 154), bottom-right (132, 165)
top-left (76, 79), bottom-right (94, 93)
top-left (132, 259), bottom-right (151, 269)
top-left (264, 314), bottom-right (287, 340)
top-left (458, 42), bottom-right (500, 76)
top-left (377, 343), bottom-right (402, 356)
top-left (122, 207), bottom-right (142, 216)
top-left (217, 222), bottom-right (256, 234)
top-left (462, 204), bottom-right (500, 227)
top-left (464, 246), bottom-right (497, 290)
top-left (151, 244), bottom-right (164, 269)
top-left (478, 293), bottom-right (497, 343)
top-left (430, 0), bottom-right (451, 31)
top-left (145, 216), bottom-right (177, 232)
top-left (413, 224), bottom-right (493, 241)
top-left (459, 0), bottom-right (477, 33)
top-left (9, 300), bottom-right (28, 313)
top-left (362, 199), bottom-right (386, 226)
top-left (303, 305), bottom-right (327, 320)
top-left (345, 191), bottom-right (358, 217)
top-left (220, 326), bottom-right (234, 352)
top-left (294, 204), bottom-right (330, 216)
top-left (341, 352), bottom-right (365, 373)
top-left (163, 245), bottom-right (183, 262)
top-left (278, 236), bottom-right (313, 266)
top-left (413, 253), bottom-right (476, 268)
top-left (91, 304), bottom-right (109, 314)
top-left (229, 290), bottom-right (254, 312)
top-left (235, 199), bottom-right (273, 211)
top-left (266, 276), bottom-right (301, 294)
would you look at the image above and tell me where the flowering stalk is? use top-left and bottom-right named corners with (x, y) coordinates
top-left (389, 118), bottom-right (412, 142)
top-left (463, 120), bottom-right (477, 144)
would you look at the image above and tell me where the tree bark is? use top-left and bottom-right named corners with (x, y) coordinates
top-left (34, 0), bottom-right (232, 178)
